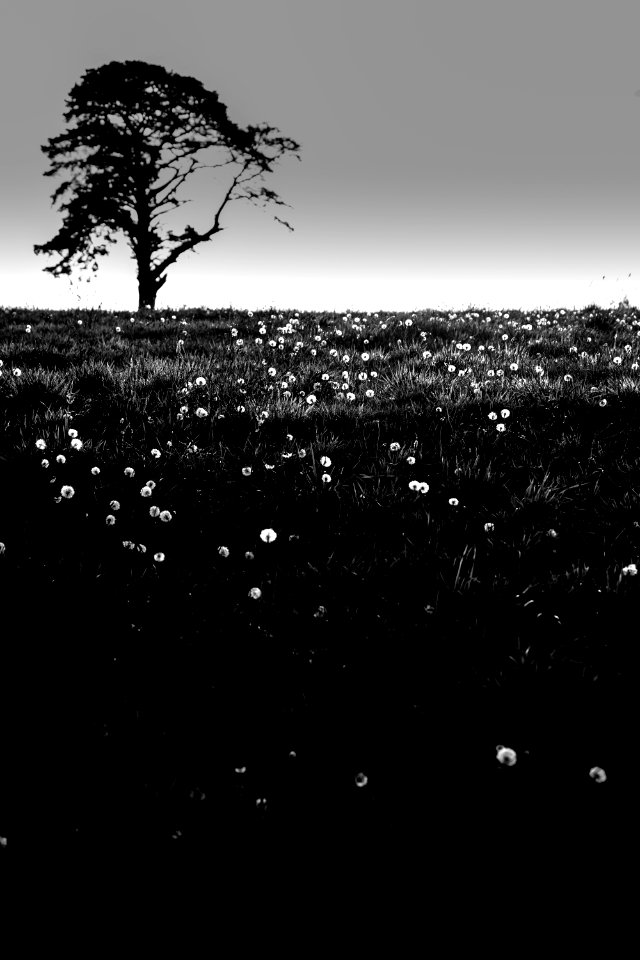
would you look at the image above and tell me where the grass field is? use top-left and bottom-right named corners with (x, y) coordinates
top-left (0, 301), bottom-right (636, 850)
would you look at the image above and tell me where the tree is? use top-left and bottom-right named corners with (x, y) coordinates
top-left (34, 60), bottom-right (302, 311)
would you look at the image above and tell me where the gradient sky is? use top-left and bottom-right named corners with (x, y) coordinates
top-left (3, 0), bottom-right (640, 313)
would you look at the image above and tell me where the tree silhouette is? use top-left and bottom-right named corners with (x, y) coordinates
top-left (34, 60), bottom-right (302, 311)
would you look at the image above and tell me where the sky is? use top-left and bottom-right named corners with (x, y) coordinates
top-left (3, 0), bottom-right (640, 313)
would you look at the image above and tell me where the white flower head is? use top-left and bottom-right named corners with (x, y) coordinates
top-left (496, 745), bottom-right (517, 767)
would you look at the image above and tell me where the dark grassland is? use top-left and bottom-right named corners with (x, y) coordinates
top-left (0, 302), bottom-right (637, 853)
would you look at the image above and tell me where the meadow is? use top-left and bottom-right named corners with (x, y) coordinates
top-left (0, 301), bottom-right (636, 850)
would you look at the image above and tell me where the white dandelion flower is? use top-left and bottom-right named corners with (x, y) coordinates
top-left (588, 766), bottom-right (607, 784)
top-left (496, 745), bottom-right (517, 766)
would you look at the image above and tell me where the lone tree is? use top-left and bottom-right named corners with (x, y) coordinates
top-left (34, 60), bottom-right (302, 311)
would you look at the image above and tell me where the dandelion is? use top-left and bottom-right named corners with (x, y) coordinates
top-left (500, 409), bottom-right (510, 419)
top-left (248, 587), bottom-right (262, 600)
top-left (389, 442), bottom-right (400, 452)
top-left (599, 399), bottom-right (607, 408)
top-left (218, 546), bottom-right (230, 558)
top-left (242, 467), bottom-right (252, 477)
top-left (68, 429), bottom-right (78, 439)
top-left (91, 466), bottom-right (100, 476)
top-left (137, 543), bottom-right (147, 554)
top-left (110, 500), bottom-right (121, 511)
top-left (588, 766), bottom-right (607, 784)
top-left (449, 498), bottom-right (459, 507)
top-left (0, 543), bottom-right (5, 555)
top-left (60, 485), bottom-right (75, 499)
top-left (488, 411), bottom-right (498, 421)
top-left (496, 423), bottom-right (506, 433)
top-left (245, 551), bottom-right (255, 561)
top-left (35, 439), bottom-right (46, 451)
top-left (41, 459), bottom-right (49, 468)
top-left (406, 456), bottom-right (416, 466)
top-left (105, 515), bottom-right (116, 525)
top-left (13, 368), bottom-right (22, 377)
top-left (484, 522), bottom-right (495, 532)
top-left (70, 438), bottom-right (83, 451)
top-left (195, 407), bottom-right (208, 418)
top-left (496, 745), bottom-right (517, 766)
top-left (150, 448), bottom-right (161, 459)
top-left (321, 473), bottom-right (332, 484)
top-left (145, 480), bottom-right (156, 490)
top-left (622, 563), bottom-right (638, 576)
top-left (195, 377), bottom-right (207, 386)
top-left (355, 773), bottom-right (368, 788)
top-left (115, 326), bottom-right (121, 333)
top-left (154, 552), bottom-right (165, 563)
top-left (260, 528), bottom-right (277, 543)
top-left (124, 467), bottom-right (135, 477)
top-left (159, 510), bottom-right (172, 522)
top-left (408, 480), bottom-right (421, 492)
top-left (149, 506), bottom-right (160, 518)
top-left (320, 456), bottom-right (332, 468)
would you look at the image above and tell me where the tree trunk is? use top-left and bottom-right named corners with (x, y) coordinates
top-left (136, 264), bottom-right (167, 313)
top-left (134, 185), bottom-right (167, 314)
top-left (137, 275), bottom-right (157, 312)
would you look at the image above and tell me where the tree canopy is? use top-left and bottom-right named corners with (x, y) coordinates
top-left (34, 60), bottom-right (302, 310)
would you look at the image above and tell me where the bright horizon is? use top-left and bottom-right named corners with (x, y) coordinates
top-left (2, 0), bottom-right (640, 314)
